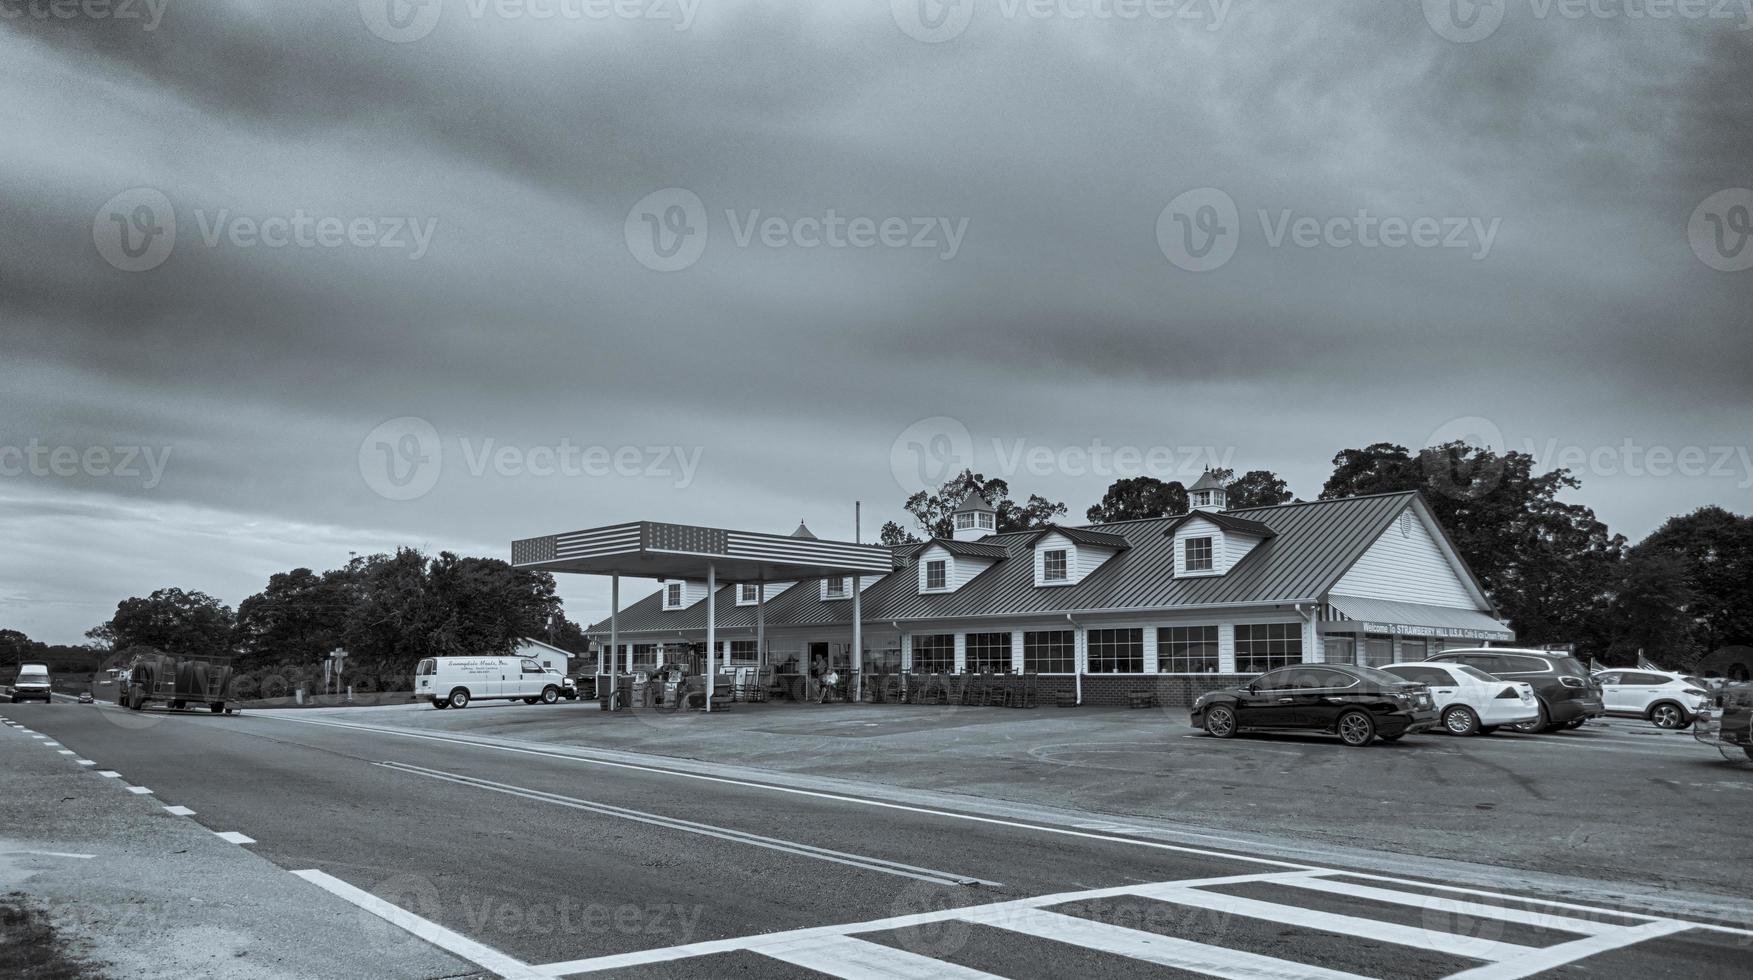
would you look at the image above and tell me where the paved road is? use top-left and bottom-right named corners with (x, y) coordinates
top-left (4, 700), bottom-right (1749, 980)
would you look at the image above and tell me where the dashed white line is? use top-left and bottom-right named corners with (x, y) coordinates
top-left (164, 805), bottom-right (196, 816)
top-left (125, 786), bottom-right (154, 795)
top-left (214, 832), bottom-right (256, 845)
top-left (56, 749), bottom-right (74, 755)
top-left (76, 760), bottom-right (95, 766)
top-left (97, 771), bottom-right (122, 778)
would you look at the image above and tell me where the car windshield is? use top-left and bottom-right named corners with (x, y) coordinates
top-left (19, 668), bottom-right (47, 680)
top-left (1455, 665), bottom-right (1499, 682)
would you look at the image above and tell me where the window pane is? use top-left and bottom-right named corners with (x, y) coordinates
top-left (913, 634), bottom-right (955, 673)
top-left (1234, 623), bottom-right (1304, 674)
top-left (1043, 550), bottom-right (1068, 581)
top-left (1023, 630), bottom-right (1075, 673)
top-left (965, 632), bottom-right (1012, 673)
top-left (926, 561), bottom-right (946, 590)
top-left (1185, 537), bottom-right (1213, 572)
top-left (1157, 625), bottom-right (1219, 673)
top-left (1087, 628), bottom-right (1143, 673)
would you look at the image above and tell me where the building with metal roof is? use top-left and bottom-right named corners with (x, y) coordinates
top-left (548, 491), bottom-right (1512, 707)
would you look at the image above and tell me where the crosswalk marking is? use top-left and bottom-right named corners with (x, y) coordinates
top-left (1277, 875), bottom-right (1621, 936)
top-left (762, 935), bottom-right (1003, 980)
top-left (1134, 882), bottom-right (1534, 961)
top-left (960, 906), bottom-right (1370, 980)
top-left (1445, 919), bottom-right (1694, 980)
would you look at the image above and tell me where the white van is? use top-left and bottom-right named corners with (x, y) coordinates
top-left (11, 662), bottom-right (51, 703)
top-left (415, 657), bottom-right (569, 709)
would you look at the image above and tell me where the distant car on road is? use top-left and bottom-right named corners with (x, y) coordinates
top-left (416, 656), bottom-right (569, 709)
top-left (11, 663), bottom-right (52, 703)
top-left (76, 692), bottom-right (94, 704)
top-left (1380, 661), bottom-right (1539, 736)
top-left (1424, 648), bottom-right (1602, 734)
top-left (1592, 669), bottom-right (1712, 729)
top-left (1190, 664), bottom-right (1438, 747)
top-left (1694, 682), bottom-right (1753, 762)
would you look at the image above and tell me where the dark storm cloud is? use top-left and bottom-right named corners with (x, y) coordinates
top-left (1, 2), bottom-right (1750, 642)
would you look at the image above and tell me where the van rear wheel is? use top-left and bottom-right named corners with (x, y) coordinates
top-left (448, 688), bottom-right (470, 709)
top-left (431, 699), bottom-right (448, 709)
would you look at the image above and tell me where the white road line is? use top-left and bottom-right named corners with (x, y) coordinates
top-left (56, 749), bottom-right (74, 755)
top-left (214, 832), bottom-right (256, 845)
top-left (97, 770), bottom-right (122, 778)
top-left (164, 805), bottom-right (196, 816)
top-left (1278, 876), bottom-right (1620, 936)
top-left (962, 906), bottom-right (1369, 980)
top-left (42, 741), bottom-right (58, 746)
top-left (77, 760), bottom-right (95, 766)
top-left (1133, 884), bottom-right (1534, 961)
top-left (291, 869), bottom-right (546, 980)
top-left (3, 851), bottom-right (96, 860)
top-left (1445, 919), bottom-right (1694, 979)
top-left (532, 872), bottom-right (1329, 977)
top-left (378, 761), bottom-right (1003, 888)
top-left (760, 934), bottom-right (1003, 980)
top-left (125, 786), bottom-right (153, 795)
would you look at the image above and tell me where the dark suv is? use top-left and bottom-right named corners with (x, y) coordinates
top-left (1425, 648), bottom-right (1602, 733)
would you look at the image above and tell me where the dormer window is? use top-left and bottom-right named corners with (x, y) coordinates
top-left (1185, 537), bottom-right (1214, 572)
top-left (955, 512), bottom-right (975, 531)
top-left (824, 576), bottom-right (848, 599)
top-left (1042, 549), bottom-right (1068, 582)
top-left (740, 583), bottom-right (759, 603)
top-left (925, 560), bottom-right (947, 590)
top-left (665, 583), bottom-right (683, 607)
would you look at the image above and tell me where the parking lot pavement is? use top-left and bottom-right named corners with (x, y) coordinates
top-left (6, 699), bottom-right (1751, 980)
top-left (273, 699), bottom-right (1753, 902)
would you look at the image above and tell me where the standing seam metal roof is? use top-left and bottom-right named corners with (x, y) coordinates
top-left (586, 492), bottom-right (1421, 635)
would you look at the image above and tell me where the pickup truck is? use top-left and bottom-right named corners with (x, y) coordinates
top-left (1693, 682), bottom-right (1753, 762)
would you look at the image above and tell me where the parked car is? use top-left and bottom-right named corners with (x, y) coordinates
top-left (1693, 682), bottom-right (1753, 762)
top-left (11, 663), bottom-right (52, 703)
top-left (1424, 648), bottom-right (1602, 733)
top-left (1592, 669), bottom-right (1712, 729)
top-left (415, 656), bottom-right (568, 709)
top-left (1380, 661), bottom-right (1539, 736)
top-left (1190, 664), bottom-right (1438, 747)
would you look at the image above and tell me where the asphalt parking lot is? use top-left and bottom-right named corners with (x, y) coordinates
top-left (4, 697), bottom-right (1749, 979)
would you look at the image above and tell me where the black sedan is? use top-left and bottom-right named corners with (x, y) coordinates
top-left (1190, 664), bottom-right (1438, 746)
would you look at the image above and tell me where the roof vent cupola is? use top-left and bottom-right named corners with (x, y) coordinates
top-left (951, 490), bottom-right (997, 542)
top-left (1188, 469), bottom-right (1227, 513)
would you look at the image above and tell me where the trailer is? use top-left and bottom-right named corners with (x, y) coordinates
top-left (120, 652), bottom-right (238, 714)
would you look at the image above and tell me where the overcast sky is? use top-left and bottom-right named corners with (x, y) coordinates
top-left (2, 2), bottom-right (1749, 644)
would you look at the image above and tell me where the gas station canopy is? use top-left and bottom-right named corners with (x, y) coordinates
top-left (510, 520), bottom-right (894, 581)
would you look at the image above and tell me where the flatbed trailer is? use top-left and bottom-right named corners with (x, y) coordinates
top-left (120, 652), bottom-right (239, 714)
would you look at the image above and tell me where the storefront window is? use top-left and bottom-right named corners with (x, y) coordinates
top-left (728, 640), bottom-right (758, 663)
top-left (1023, 630), bottom-right (1075, 673)
top-left (1235, 623), bottom-right (1302, 673)
top-left (1157, 625), bottom-right (1219, 673)
top-left (1088, 628), bottom-right (1144, 673)
top-left (965, 632), bottom-right (1012, 673)
top-left (913, 634), bottom-right (955, 672)
top-left (1364, 634), bottom-right (1394, 667)
top-left (1323, 636), bottom-right (1357, 666)
top-left (1400, 638), bottom-right (1428, 662)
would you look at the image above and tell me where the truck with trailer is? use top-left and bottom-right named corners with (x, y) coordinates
top-left (119, 651), bottom-right (238, 714)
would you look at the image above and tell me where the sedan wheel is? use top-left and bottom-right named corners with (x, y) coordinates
top-left (1204, 704), bottom-right (1238, 738)
top-left (1442, 705), bottom-right (1481, 736)
top-left (1649, 703), bottom-right (1687, 729)
top-left (1337, 710), bottom-right (1376, 747)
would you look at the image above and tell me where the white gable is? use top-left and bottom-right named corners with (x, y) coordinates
top-left (1171, 516), bottom-right (1264, 577)
top-left (735, 581), bottom-right (793, 606)
top-left (1332, 507), bottom-right (1477, 607)
top-left (1032, 531), bottom-right (1117, 587)
top-left (918, 543), bottom-right (997, 593)
top-left (659, 579), bottom-right (708, 610)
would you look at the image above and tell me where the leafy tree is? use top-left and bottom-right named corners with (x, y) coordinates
top-left (897, 470), bottom-right (1067, 540)
top-left (1225, 470), bottom-right (1295, 510)
top-left (1086, 477), bottom-right (1188, 523)
top-left (92, 588), bottom-right (236, 659)
top-left (341, 548), bottom-right (562, 676)
top-left (1320, 442), bottom-right (1624, 656)
top-left (234, 567), bottom-right (358, 662)
top-left (1606, 549), bottom-right (1699, 666)
top-left (879, 521), bottom-right (920, 547)
top-left (1624, 506), bottom-right (1753, 656)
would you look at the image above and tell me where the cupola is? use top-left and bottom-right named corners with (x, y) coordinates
top-left (951, 491), bottom-right (997, 542)
top-left (1188, 469), bottom-right (1228, 513)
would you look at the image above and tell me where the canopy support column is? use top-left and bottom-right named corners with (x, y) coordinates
top-left (705, 562), bottom-right (717, 713)
top-left (852, 502), bottom-right (863, 703)
top-left (609, 573), bottom-right (619, 679)
top-left (756, 583), bottom-right (766, 669)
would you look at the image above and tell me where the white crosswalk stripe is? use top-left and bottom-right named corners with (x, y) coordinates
top-left (529, 869), bottom-right (1721, 978)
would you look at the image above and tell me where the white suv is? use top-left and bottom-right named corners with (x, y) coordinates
top-left (1594, 669), bottom-right (1711, 729)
